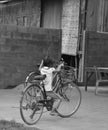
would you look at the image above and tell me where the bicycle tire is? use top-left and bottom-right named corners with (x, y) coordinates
top-left (20, 84), bottom-right (44, 125)
top-left (57, 82), bottom-right (81, 118)
top-left (25, 71), bottom-right (39, 87)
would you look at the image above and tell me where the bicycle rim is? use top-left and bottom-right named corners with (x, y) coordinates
top-left (57, 82), bottom-right (81, 118)
top-left (20, 84), bottom-right (44, 125)
top-left (24, 72), bottom-right (37, 88)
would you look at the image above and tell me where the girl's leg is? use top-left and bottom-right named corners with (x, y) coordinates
top-left (47, 91), bottom-right (62, 115)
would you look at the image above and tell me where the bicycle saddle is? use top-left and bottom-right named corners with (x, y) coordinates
top-left (34, 74), bottom-right (46, 80)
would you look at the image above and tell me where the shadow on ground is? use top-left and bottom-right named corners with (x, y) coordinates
top-left (0, 120), bottom-right (41, 130)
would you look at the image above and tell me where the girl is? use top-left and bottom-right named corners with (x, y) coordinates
top-left (40, 57), bottom-right (63, 116)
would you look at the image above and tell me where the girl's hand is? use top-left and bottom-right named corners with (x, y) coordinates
top-left (56, 62), bottom-right (64, 71)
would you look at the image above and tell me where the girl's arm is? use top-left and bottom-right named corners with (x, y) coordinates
top-left (39, 60), bottom-right (44, 71)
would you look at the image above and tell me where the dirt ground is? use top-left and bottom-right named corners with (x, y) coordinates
top-left (0, 85), bottom-right (108, 130)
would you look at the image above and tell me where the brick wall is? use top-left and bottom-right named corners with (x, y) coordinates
top-left (0, 0), bottom-right (41, 27)
top-left (0, 25), bottom-right (61, 88)
top-left (84, 31), bottom-right (108, 68)
top-left (81, 31), bottom-right (108, 83)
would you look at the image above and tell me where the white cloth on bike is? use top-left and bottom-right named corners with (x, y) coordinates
top-left (40, 67), bottom-right (55, 91)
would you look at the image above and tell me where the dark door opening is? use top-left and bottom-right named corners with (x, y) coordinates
top-left (62, 54), bottom-right (76, 67)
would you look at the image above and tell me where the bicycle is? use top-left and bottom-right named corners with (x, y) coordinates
top-left (20, 60), bottom-right (82, 125)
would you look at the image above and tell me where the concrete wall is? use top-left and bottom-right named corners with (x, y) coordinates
top-left (62, 0), bottom-right (80, 55)
top-left (0, 25), bottom-right (61, 88)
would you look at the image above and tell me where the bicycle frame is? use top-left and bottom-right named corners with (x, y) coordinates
top-left (52, 71), bottom-right (62, 92)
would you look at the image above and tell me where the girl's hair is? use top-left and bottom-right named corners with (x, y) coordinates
top-left (43, 57), bottom-right (54, 67)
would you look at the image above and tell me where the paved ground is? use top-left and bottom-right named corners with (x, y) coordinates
top-left (0, 85), bottom-right (108, 130)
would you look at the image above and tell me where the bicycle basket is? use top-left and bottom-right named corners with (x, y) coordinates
top-left (60, 65), bottom-right (76, 82)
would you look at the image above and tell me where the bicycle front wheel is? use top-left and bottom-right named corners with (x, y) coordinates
top-left (57, 82), bottom-right (81, 118)
top-left (20, 84), bottom-right (44, 125)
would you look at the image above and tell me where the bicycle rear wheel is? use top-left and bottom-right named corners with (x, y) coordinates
top-left (57, 82), bottom-right (81, 118)
top-left (20, 84), bottom-right (44, 125)
top-left (25, 72), bottom-right (39, 87)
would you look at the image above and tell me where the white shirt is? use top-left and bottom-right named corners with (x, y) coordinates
top-left (40, 66), bottom-right (55, 91)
